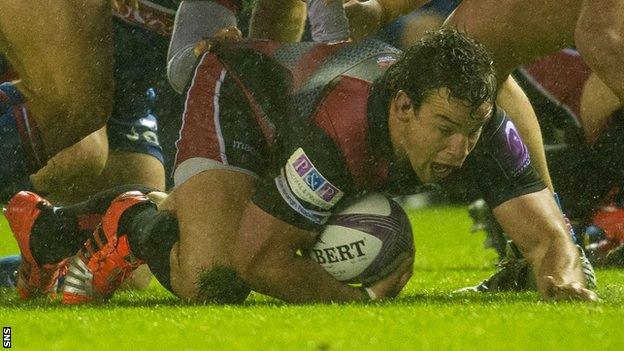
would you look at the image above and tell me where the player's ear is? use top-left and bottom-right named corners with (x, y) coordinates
top-left (393, 90), bottom-right (414, 122)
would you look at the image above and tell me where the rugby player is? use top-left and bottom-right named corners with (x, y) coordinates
top-left (6, 26), bottom-right (598, 304)
top-left (0, 0), bottom-right (434, 291)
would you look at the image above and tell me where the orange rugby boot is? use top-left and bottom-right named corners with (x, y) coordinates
top-left (62, 191), bottom-right (154, 304)
top-left (4, 191), bottom-right (65, 299)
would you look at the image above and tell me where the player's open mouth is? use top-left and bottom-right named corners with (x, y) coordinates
top-left (431, 162), bottom-right (456, 179)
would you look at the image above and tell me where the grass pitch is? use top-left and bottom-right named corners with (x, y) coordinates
top-left (1, 206), bottom-right (623, 350)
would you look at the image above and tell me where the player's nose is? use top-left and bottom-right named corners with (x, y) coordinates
top-left (445, 133), bottom-right (470, 163)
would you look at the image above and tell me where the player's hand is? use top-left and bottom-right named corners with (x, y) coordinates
top-left (343, 0), bottom-right (383, 41)
top-left (193, 26), bottom-right (243, 57)
top-left (367, 251), bottom-right (414, 300)
top-left (542, 276), bottom-right (600, 302)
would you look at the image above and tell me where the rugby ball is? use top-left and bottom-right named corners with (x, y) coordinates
top-left (308, 193), bottom-right (414, 284)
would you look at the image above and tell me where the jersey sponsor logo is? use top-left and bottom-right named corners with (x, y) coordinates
top-left (503, 121), bottom-right (530, 175)
top-left (275, 171), bottom-right (331, 225)
top-left (285, 148), bottom-right (344, 210)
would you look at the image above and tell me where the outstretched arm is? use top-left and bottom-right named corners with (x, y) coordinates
top-left (492, 188), bottom-right (598, 301)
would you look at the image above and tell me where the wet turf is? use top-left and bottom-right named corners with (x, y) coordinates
top-left (1, 206), bottom-right (622, 350)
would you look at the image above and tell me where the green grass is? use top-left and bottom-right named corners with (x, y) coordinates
top-left (1, 207), bottom-right (623, 350)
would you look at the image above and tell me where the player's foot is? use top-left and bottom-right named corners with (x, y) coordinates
top-left (455, 241), bottom-right (533, 293)
top-left (4, 191), bottom-right (64, 299)
top-left (0, 255), bottom-right (21, 288)
top-left (62, 191), bottom-right (153, 304)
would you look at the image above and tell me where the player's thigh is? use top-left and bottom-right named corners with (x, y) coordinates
top-left (444, 0), bottom-right (582, 77)
top-left (0, 1), bottom-right (113, 136)
top-left (166, 53), bottom-right (269, 295)
top-left (576, 0), bottom-right (624, 46)
top-left (168, 169), bottom-right (256, 296)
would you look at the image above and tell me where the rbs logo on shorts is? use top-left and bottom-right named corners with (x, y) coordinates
top-left (286, 148), bottom-right (344, 209)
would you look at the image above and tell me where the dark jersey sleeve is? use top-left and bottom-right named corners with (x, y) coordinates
top-left (456, 105), bottom-right (546, 209)
top-left (251, 122), bottom-right (355, 231)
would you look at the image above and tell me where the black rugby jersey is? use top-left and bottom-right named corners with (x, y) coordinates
top-left (197, 39), bottom-right (546, 229)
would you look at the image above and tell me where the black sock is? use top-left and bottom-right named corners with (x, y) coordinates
top-left (30, 206), bottom-right (83, 265)
top-left (121, 206), bottom-right (179, 293)
top-left (29, 184), bottom-right (160, 265)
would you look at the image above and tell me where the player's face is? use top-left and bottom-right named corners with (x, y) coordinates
top-left (392, 88), bottom-right (493, 183)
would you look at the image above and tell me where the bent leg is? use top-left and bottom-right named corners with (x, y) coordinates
top-left (30, 127), bottom-right (109, 203)
top-left (575, 0), bottom-right (624, 102)
top-left (0, 0), bottom-right (113, 155)
top-left (444, 0), bottom-right (581, 78)
top-left (168, 170), bottom-right (256, 301)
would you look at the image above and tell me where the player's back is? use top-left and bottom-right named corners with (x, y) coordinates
top-left (211, 39), bottom-right (401, 141)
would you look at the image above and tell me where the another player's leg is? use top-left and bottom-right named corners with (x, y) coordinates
top-left (0, 1), bottom-right (113, 153)
top-left (444, 0), bottom-right (581, 80)
top-left (575, 0), bottom-right (624, 103)
top-left (0, 1), bottom-right (113, 199)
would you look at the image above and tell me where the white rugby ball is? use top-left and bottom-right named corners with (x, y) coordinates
top-left (308, 193), bottom-right (414, 284)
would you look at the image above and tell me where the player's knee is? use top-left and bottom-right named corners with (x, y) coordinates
top-left (174, 263), bottom-right (250, 304)
top-left (195, 265), bottom-right (251, 304)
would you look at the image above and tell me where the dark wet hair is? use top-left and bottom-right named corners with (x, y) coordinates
top-left (385, 28), bottom-right (497, 113)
